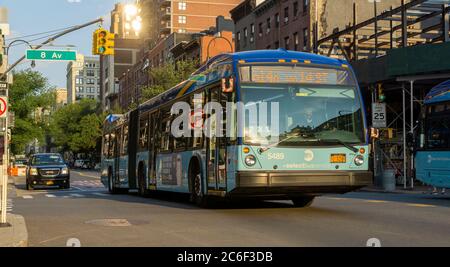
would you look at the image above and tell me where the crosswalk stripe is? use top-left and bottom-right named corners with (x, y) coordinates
top-left (22, 195), bottom-right (33, 199)
top-left (45, 194), bottom-right (56, 198)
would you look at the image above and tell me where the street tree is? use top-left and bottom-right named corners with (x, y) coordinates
top-left (9, 69), bottom-right (56, 155)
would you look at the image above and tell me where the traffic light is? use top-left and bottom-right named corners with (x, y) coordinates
top-left (92, 28), bottom-right (115, 56)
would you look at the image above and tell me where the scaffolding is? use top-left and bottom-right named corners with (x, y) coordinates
top-left (314, 0), bottom-right (450, 189)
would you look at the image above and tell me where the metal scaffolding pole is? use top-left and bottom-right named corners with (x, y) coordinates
top-left (410, 80), bottom-right (415, 189)
top-left (402, 84), bottom-right (407, 189)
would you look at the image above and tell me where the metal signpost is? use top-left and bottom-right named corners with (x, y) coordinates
top-left (0, 93), bottom-right (8, 226)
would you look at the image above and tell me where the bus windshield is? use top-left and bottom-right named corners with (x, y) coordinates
top-left (239, 66), bottom-right (365, 146)
top-left (424, 102), bottom-right (450, 149)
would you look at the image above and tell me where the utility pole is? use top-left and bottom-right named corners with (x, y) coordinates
top-left (0, 6), bottom-right (9, 227)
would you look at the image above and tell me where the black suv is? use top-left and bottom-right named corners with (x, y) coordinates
top-left (26, 153), bottom-right (70, 190)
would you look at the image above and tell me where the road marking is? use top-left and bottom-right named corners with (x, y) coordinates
top-left (72, 186), bottom-right (86, 192)
top-left (22, 195), bottom-right (33, 199)
top-left (74, 172), bottom-right (100, 179)
top-left (406, 203), bottom-right (436, 208)
top-left (326, 197), bottom-right (347, 201)
top-left (70, 194), bottom-right (85, 198)
top-left (45, 194), bottom-right (56, 198)
top-left (365, 200), bottom-right (389, 204)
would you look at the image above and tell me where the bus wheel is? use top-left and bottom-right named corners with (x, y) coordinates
top-left (190, 167), bottom-right (208, 207)
top-left (138, 166), bottom-right (147, 197)
top-left (291, 196), bottom-right (315, 208)
top-left (108, 171), bottom-right (119, 195)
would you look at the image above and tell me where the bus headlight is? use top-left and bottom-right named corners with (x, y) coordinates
top-left (354, 155), bottom-right (365, 166)
top-left (245, 155), bottom-right (257, 167)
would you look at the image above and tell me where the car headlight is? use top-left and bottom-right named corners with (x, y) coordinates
top-left (30, 168), bottom-right (38, 176)
top-left (61, 167), bottom-right (69, 175)
top-left (245, 155), bottom-right (257, 167)
top-left (354, 155), bottom-right (365, 166)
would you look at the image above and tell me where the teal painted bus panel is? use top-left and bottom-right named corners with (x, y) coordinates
top-left (415, 151), bottom-right (450, 188)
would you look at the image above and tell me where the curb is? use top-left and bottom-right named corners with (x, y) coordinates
top-left (0, 214), bottom-right (28, 247)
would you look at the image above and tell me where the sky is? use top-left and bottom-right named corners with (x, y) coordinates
top-left (2, 0), bottom-right (134, 88)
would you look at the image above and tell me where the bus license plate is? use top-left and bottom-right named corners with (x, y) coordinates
top-left (331, 154), bottom-right (346, 163)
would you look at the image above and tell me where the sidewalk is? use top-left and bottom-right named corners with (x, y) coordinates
top-left (0, 214), bottom-right (28, 247)
top-left (360, 185), bottom-right (444, 195)
top-left (0, 176), bottom-right (28, 247)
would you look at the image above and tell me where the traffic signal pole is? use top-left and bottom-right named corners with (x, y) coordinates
top-left (0, 18), bottom-right (103, 80)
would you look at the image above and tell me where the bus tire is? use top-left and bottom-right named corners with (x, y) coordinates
top-left (291, 196), bottom-right (315, 208)
top-left (108, 169), bottom-right (119, 195)
top-left (189, 161), bottom-right (208, 208)
top-left (138, 163), bottom-right (147, 197)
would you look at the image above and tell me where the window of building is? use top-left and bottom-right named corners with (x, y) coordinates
top-left (303, 0), bottom-right (309, 13)
top-left (294, 1), bottom-right (299, 17)
top-left (76, 77), bottom-right (83, 85)
top-left (294, 32), bottom-right (299, 51)
top-left (284, 7), bottom-right (289, 24)
top-left (266, 17), bottom-right (271, 34)
top-left (86, 78), bottom-right (95, 85)
top-left (178, 1), bottom-right (187, 11)
top-left (86, 70), bottom-right (95, 77)
top-left (178, 15), bottom-right (187, 24)
top-left (250, 24), bottom-right (255, 43)
top-left (275, 13), bottom-right (280, 28)
top-left (237, 31), bottom-right (241, 42)
top-left (284, 36), bottom-right (290, 50)
top-left (76, 86), bottom-right (84, 93)
top-left (303, 27), bottom-right (309, 50)
top-left (178, 28), bottom-right (187, 33)
top-left (258, 23), bottom-right (263, 37)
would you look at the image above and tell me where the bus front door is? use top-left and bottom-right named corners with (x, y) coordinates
top-left (206, 89), bottom-right (227, 195)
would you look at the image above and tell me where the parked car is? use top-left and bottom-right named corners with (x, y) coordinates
top-left (74, 159), bottom-right (95, 169)
top-left (26, 153), bottom-right (70, 190)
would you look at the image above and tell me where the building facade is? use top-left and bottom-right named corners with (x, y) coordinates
top-left (158, 0), bottom-right (242, 39)
top-left (55, 88), bottom-right (68, 108)
top-left (66, 54), bottom-right (100, 104)
top-left (101, 3), bottom-right (146, 111)
top-left (232, 0), bottom-right (406, 53)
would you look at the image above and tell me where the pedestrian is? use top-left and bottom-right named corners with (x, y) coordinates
top-left (431, 186), bottom-right (446, 195)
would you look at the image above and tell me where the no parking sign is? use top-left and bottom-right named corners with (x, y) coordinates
top-left (0, 97), bottom-right (7, 118)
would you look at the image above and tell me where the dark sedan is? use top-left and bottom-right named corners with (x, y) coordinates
top-left (26, 154), bottom-right (70, 190)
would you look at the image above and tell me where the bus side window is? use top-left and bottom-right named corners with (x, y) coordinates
top-left (122, 124), bottom-right (129, 155)
top-left (102, 134), bottom-right (109, 158)
top-left (190, 91), bottom-right (205, 150)
top-left (160, 107), bottom-right (172, 152)
top-left (139, 114), bottom-right (149, 152)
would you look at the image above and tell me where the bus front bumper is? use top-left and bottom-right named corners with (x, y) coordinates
top-left (230, 171), bottom-right (373, 198)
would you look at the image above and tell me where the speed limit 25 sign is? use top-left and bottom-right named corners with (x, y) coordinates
top-left (372, 103), bottom-right (387, 128)
top-left (0, 97), bottom-right (8, 118)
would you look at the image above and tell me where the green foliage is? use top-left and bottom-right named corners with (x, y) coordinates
top-left (9, 69), bottom-right (57, 155)
top-left (136, 59), bottom-right (199, 110)
top-left (49, 99), bottom-right (104, 154)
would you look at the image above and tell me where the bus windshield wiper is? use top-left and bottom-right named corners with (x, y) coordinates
top-left (317, 139), bottom-right (359, 153)
top-left (258, 133), bottom-right (302, 154)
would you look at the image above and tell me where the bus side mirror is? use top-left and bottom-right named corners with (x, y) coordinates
top-left (221, 77), bottom-right (234, 93)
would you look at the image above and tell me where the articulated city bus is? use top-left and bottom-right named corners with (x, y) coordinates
top-left (101, 49), bottom-right (372, 207)
top-left (416, 80), bottom-right (450, 189)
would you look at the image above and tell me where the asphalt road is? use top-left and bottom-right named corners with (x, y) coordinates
top-left (8, 171), bottom-right (450, 247)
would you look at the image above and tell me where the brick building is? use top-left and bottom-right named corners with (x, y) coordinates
top-left (232, 0), bottom-right (406, 53)
top-left (158, 0), bottom-right (242, 38)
